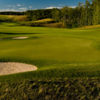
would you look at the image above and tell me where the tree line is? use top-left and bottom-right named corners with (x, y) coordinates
top-left (0, 11), bottom-right (26, 15)
top-left (0, 0), bottom-right (100, 28)
top-left (51, 0), bottom-right (100, 28)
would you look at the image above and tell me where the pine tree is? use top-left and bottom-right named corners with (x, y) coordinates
top-left (61, 6), bottom-right (69, 27)
top-left (80, 4), bottom-right (86, 26)
top-left (85, 0), bottom-right (90, 26)
top-left (92, 0), bottom-right (100, 25)
top-left (77, 2), bottom-right (82, 26)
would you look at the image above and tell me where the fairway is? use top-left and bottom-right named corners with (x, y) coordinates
top-left (0, 23), bottom-right (100, 81)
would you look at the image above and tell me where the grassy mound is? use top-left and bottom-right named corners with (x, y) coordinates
top-left (18, 18), bottom-right (63, 28)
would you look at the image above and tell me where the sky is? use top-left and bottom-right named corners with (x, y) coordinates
top-left (0, 0), bottom-right (86, 12)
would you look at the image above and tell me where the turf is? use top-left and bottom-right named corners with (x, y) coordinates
top-left (0, 22), bottom-right (100, 82)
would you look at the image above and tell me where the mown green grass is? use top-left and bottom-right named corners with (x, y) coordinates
top-left (0, 22), bottom-right (100, 82)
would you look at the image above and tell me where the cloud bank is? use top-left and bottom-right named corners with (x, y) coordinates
top-left (0, 9), bottom-right (18, 12)
top-left (29, 6), bottom-right (32, 8)
top-left (19, 7), bottom-right (27, 11)
top-left (17, 4), bottom-right (24, 7)
top-left (5, 5), bottom-right (16, 8)
top-left (46, 6), bottom-right (61, 9)
top-left (70, 6), bottom-right (76, 8)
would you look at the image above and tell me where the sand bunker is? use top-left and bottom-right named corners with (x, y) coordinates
top-left (0, 37), bottom-right (28, 40)
top-left (12, 37), bottom-right (28, 39)
top-left (0, 62), bottom-right (37, 75)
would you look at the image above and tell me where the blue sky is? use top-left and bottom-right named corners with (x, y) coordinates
top-left (0, 0), bottom-right (86, 12)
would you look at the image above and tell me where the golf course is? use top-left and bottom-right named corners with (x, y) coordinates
top-left (0, 0), bottom-right (100, 99)
top-left (1, 22), bottom-right (100, 99)
top-left (1, 22), bottom-right (100, 80)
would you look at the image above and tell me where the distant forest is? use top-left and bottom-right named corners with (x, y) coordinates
top-left (0, 0), bottom-right (100, 28)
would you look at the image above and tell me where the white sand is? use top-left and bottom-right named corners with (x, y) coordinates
top-left (12, 37), bottom-right (28, 39)
top-left (0, 62), bottom-right (37, 75)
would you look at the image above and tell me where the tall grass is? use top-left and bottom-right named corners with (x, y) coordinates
top-left (0, 78), bottom-right (100, 100)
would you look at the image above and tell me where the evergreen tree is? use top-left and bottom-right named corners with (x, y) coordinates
top-left (80, 3), bottom-right (86, 26)
top-left (61, 6), bottom-right (69, 27)
top-left (92, 0), bottom-right (100, 25)
top-left (85, 0), bottom-right (90, 26)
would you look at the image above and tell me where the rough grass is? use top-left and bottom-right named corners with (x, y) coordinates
top-left (43, 22), bottom-right (63, 28)
top-left (0, 78), bottom-right (100, 100)
top-left (77, 24), bottom-right (100, 29)
top-left (33, 18), bottom-right (55, 23)
top-left (17, 18), bottom-right (63, 27)
top-left (0, 15), bottom-right (28, 22)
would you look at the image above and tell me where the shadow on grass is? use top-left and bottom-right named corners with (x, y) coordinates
top-left (0, 32), bottom-right (41, 35)
top-left (0, 36), bottom-right (40, 40)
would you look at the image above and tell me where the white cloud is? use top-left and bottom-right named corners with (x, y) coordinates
top-left (19, 7), bottom-right (27, 11)
top-left (17, 4), bottom-right (21, 6)
top-left (46, 7), bottom-right (61, 9)
top-left (0, 9), bottom-right (18, 12)
top-left (17, 4), bottom-right (24, 7)
top-left (5, 5), bottom-right (16, 8)
top-left (10, 9), bottom-right (18, 11)
top-left (29, 6), bottom-right (32, 8)
top-left (69, 6), bottom-right (76, 8)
